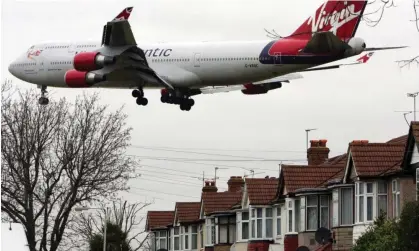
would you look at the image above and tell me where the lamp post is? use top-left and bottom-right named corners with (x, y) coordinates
top-left (75, 206), bottom-right (108, 251)
top-left (407, 92), bottom-right (418, 121)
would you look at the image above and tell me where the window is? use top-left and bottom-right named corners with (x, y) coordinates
top-left (155, 231), bottom-right (167, 250)
top-left (340, 187), bottom-right (354, 225)
top-left (217, 215), bottom-right (236, 244)
top-left (206, 218), bottom-right (215, 245)
top-left (295, 199), bottom-right (300, 232)
top-left (306, 195), bottom-right (318, 230)
top-left (288, 201), bottom-right (293, 232)
top-left (251, 208), bottom-right (263, 238)
top-left (377, 181), bottom-right (388, 217)
top-left (355, 182), bottom-right (364, 222)
top-left (366, 183), bottom-right (374, 221)
top-left (184, 226), bottom-right (189, 250)
top-left (174, 227), bottom-right (180, 250)
top-left (191, 226), bottom-right (197, 249)
top-left (306, 195), bottom-right (329, 231)
top-left (265, 208), bottom-right (273, 238)
top-left (392, 179), bottom-right (400, 218)
top-left (199, 225), bottom-right (203, 249)
top-left (241, 211), bottom-right (249, 240)
top-left (276, 207), bottom-right (281, 236)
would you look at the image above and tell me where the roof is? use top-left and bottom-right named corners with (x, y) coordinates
top-left (323, 153), bottom-right (347, 166)
top-left (201, 191), bottom-right (242, 215)
top-left (349, 142), bottom-right (405, 177)
top-left (146, 211), bottom-right (174, 231)
top-left (245, 177), bottom-right (278, 205)
top-left (174, 202), bottom-right (201, 224)
top-left (386, 135), bottom-right (408, 144)
top-left (281, 164), bottom-right (343, 194)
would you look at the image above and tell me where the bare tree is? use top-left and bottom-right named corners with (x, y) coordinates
top-left (1, 86), bottom-right (137, 251)
top-left (67, 199), bottom-right (152, 251)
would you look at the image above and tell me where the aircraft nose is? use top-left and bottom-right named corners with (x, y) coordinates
top-left (8, 59), bottom-right (18, 78)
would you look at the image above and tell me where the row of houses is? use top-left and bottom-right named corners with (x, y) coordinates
top-left (145, 122), bottom-right (419, 251)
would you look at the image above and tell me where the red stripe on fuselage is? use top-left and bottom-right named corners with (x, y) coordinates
top-left (267, 38), bottom-right (308, 56)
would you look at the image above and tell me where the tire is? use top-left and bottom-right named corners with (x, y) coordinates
top-left (132, 89), bottom-right (140, 98)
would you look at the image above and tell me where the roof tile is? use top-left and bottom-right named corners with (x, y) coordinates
top-left (175, 202), bottom-right (201, 224)
top-left (146, 211), bottom-right (174, 231)
top-left (245, 177), bottom-right (278, 205)
top-left (202, 191), bottom-right (242, 215)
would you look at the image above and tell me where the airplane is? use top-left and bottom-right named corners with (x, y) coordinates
top-left (8, 0), bottom-right (406, 111)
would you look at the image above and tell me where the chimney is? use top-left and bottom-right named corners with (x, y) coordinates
top-left (202, 180), bottom-right (218, 193)
top-left (351, 140), bottom-right (369, 145)
top-left (227, 176), bottom-right (244, 192)
top-left (307, 139), bottom-right (330, 165)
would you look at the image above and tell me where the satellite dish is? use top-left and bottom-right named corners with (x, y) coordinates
top-left (315, 227), bottom-right (332, 245)
top-left (296, 246), bottom-right (310, 251)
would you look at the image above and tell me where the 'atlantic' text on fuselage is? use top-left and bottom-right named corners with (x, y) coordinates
top-left (144, 48), bottom-right (173, 57)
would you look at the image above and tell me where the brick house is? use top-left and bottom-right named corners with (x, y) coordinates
top-left (200, 179), bottom-right (243, 251)
top-left (401, 121), bottom-right (419, 200)
top-left (145, 123), bottom-right (418, 251)
top-left (146, 211), bottom-right (175, 251)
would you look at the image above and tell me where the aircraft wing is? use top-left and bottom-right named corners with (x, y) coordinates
top-left (199, 72), bottom-right (303, 94)
top-left (299, 52), bottom-right (375, 72)
top-left (92, 7), bottom-right (175, 90)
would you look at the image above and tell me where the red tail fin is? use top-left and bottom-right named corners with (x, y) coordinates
top-left (113, 7), bottom-right (133, 21)
top-left (291, 0), bottom-right (367, 41)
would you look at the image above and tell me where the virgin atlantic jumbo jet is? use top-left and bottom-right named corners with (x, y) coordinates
top-left (8, 0), bottom-right (404, 111)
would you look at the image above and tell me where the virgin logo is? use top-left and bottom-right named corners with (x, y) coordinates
top-left (27, 50), bottom-right (42, 58)
top-left (307, 2), bottom-right (361, 35)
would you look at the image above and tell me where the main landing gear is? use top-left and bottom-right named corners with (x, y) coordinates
top-left (160, 91), bottom-right (195, 111)
top-left (132, 87), bottom-right (148, 106)
top-left (38, 85), bottom-right (49, 105)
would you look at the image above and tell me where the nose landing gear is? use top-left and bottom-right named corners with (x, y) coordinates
top-left (38, 85), bottom-right (49, 105)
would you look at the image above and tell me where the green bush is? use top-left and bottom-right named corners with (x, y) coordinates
top-left (352, 201), bottom-right (419, 251)
top-left (89, 221), bottom-right (132, 251)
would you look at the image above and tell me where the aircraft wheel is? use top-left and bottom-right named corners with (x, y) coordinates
top-left (38, 97), bottom-right (49, 105)
top-left (136, 97), bottom-right (148, 106)
top-left (180, 103), bottom-right (191, 111)
top-left (161, 95), bottom-right (169, 103)
top-left (187, 99), bottom-right (195, 107)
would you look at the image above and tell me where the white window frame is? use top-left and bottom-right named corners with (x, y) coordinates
top-left (339, 187), bottom-right (354, 226)
top-left (199, 225), bottom-right (203, 249)
top-left (249, 207), bottom-right (275, 240)
top-left (392, 179), bottom-right (401, 218)
top-left (174, 227), bottom-right (180, 251)
top-left (183, 226), bottom-right (189, 250)
top-left (305, 195), bottom-right (330, 231)
top-left (205, 218), bottom-right (215, 246)
top-left (287, 200), bottom-right (293, 233)
top-left (155, 231), bottom-right (167, 250)
top-left (240, 211), bottom-right (250, 240)
top-left (306, 195), bottom-right (318, 231)
top-left (377, 181), bottom-right (388, 217)
top-left (276, 206), bottom-right (282, 237)
top-left (191, 225), bottom-right (198, 250)
top-left (265, 208), bottom-right (273, 238)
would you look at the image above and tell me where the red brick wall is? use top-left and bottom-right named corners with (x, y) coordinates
top-left (247, 240), bottom-right (273, 251)
top-left (284, 234), bottom-right (298, 251)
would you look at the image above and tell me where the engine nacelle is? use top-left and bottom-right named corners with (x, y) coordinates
top-left (64, 70), bottom-right (106, 88)
top-left (345, 37), bottom-right (366, 57)
top-left (73, 52), bottom-right (116, 72)
top-left (241, 82), bottom-right (282, 95)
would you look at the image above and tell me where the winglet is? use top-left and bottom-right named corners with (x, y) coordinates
top-left (113, 7), bottom-right (133, 21)
top-left (357, 52), bottom-right (374, 64)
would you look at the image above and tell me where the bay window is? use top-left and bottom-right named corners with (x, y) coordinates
top-left (241, 211), bottom-right (249, 240)
top-left (306, 195), bottom-right (329, 231)
top-left (340, 187), bottom-right (353, 225)
top-left (392, 179), bottom-right (400, 218)
top-left (184, 226), bottom-right (189, 250)
top-left (199, 225), bottom-right (203, 249)
top-left (205, 218), bottom-right (215, 245)
top-left (192, 226), bottom-right (198, 249)
top-left (155, 231), bottom-right (167, 250)
top-left (276, 207), bottom-right (281, 236)
top-left (217, 215), bottom-right (236, 244)
top-left (356, 181), bottom-right (389, 224)
top-left (248, 207), bottom-right (276, 239)
top-left (174, 227), bottom-right (180, 250)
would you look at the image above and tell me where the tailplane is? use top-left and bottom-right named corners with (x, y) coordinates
top-left (290, 0), bottom-right (367, 41)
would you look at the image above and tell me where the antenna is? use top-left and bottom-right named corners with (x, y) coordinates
top-left (214, 167), bottom-right (227, 186)
top-left (407, 92), bottom-right (418, 121)
top-left (305, 128), bottom-right (318, 151)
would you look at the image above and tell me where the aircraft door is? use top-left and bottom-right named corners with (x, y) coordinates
top-left (194, 53), bottom-right (201, 67)
top-left (274, 53), bottom-right (282, 65)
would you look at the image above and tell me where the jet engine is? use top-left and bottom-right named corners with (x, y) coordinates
top-left (345, 37), bottom-right (366, 57)
top-left (73, 52), bottom-right (116, 72)
top-left (64, 70), bottom-right (106, 88)
top-left (241, 82), bottom-right (282, 95)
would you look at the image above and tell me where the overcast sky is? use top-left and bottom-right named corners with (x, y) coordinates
top-left (1, 0), bottom-right (419, 221)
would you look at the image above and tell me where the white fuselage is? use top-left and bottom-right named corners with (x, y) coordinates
top-left (8, 40), bottom-right (316, 90)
